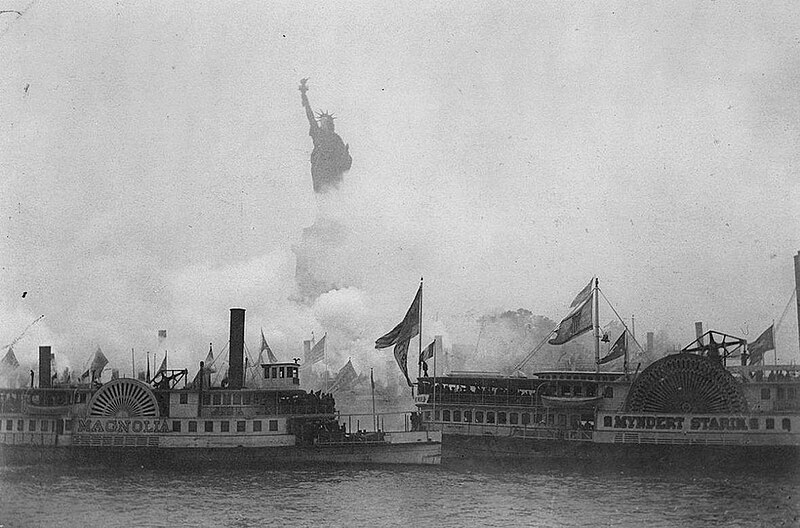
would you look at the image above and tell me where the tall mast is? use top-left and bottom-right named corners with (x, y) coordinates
top-left (794, 251), bottom-right (800, 356)
top-left (594, 278), bottom-right (600, 372)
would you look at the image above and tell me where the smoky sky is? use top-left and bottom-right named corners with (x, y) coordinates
top-left (1, 1), bottom-right (799, 376)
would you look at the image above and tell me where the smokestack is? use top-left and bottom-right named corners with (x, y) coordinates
top-left (694, 322), bottom-right (704, 347)
top-left (646, 332), bottom-right (654, 356)
top-left (229, 308), bottom-right (245, 390)
top-left (39, 346), bottom-right (52, 389)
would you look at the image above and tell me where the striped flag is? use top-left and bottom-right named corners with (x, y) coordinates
top-left (306, 334), bottom-right (326, 364)
top-left (748, 324), bottom-right (774, 365)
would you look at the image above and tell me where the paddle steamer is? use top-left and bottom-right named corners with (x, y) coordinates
top-left (414, 255), bottom-right (800, 466)
top-left (0, 309), bottom-right (440, 466)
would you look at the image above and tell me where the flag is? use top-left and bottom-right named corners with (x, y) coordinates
top-left (158, 330), bottom-right (167, 340)
top-left (0, 347), bottom-right (20, 371)
top-left (393, 338), bottom-right (414, 387)
top-left (598, 331), bottom-right (627, 364)
top-left (111, 369), bottom-right (119, 380)
top-left (146, 353), bottom-right (151, 383)
top-left (748, 324), bottom-right (775, 365)
top-left (261, 329), bottom-right (278, 363)
top-left (329, 359), bottom-right (358, 393)
top-left (375, 284), bottom-right (421, 349)
top-left (306, 334), bottom-right (326, 364)
top-left (419, 338), bottom-right (437, 364)
top-left (549, 297), bottom-right (593, 345)
top-left (570, 278), bottom-right (594, 309)
top-left (81, 347), bottom-right (109, 380)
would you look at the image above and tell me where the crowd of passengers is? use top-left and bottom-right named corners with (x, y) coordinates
top-left (746, 370), bottom-right (800, 382)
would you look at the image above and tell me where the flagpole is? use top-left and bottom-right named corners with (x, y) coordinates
top-left (324, 333), bottom-right (329, 393)
top-left (371, 368), bottom-right (377, 432)
top-left (594, 278), bottom-right (600, 373)
top-left (131, 348), bottom-right (135, 379)
top-left (432, 336), bottom-right (437, 433)
top-left (417, 277), bottom-right (423, 398)
top-left (772, 319), bottom-right (777, 365)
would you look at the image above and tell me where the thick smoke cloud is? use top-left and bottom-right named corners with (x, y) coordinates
top-left (1, 3), bottom-right (799, 391)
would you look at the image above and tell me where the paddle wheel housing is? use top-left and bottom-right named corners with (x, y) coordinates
top-left (89, 378), bottom-right (160, 418)
top-left (624, 353), bottom-right (748, 414)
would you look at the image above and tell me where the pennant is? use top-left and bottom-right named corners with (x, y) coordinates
top-left (370, 368), bottom-right (375, 391)
top-left (375, 284), bottom-right (421, 349)
top-left (204, 344), bottom-right (216, 373)
top-left (156, 355), bottom-right (167, 374)
top-left (549, 298), bottom-right (593, 345)
top-left (329, 359), bottom-right (358, 393)
top-left (393, 338), bottom-right (414, 387)
top-left (306, 334), bottom-right (326, 364)
top-left (261, 329), bottom-right (278, 363)
top-left (748, 324), bottom-right (775, 365)
top-left (0, 347), bottom-right (20, 371)
top-left (599, 331), bottom-right (627, 364)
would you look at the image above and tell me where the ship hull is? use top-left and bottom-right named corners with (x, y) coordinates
top-left (0, 436), bottom-right (441, 467)
top-left (440, 433), bottom-right (800, 470)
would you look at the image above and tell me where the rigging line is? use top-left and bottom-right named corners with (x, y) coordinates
top-left (774, 289), bottom-right (797, 334)
top-left (513, 330), bottom-right (556, 372)
top-left (598, 288), bottom-right (646, 355)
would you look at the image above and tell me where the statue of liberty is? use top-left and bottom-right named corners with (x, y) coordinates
top-left (299, 78), bottom-right (352, 193)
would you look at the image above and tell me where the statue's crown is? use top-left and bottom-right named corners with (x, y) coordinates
top-left (315, 111), bottom-right (335, 121)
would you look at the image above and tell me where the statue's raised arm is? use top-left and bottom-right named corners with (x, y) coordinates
top-left (299, 78), bottom-right (317, 129)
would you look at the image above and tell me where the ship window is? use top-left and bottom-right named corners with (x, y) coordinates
top-left (522, 413), bottom-right (531, 425)
top-left (213, 394), bottom-right (221, 406)
top-left (782, 418), bottom-right (791, 431)
top-left (586, 385), bottom-right (597, 397)
top-left (452, 410), bottom-right (461, 422)
top-left (188, 421), bottom-right (197, 432)
top-left (574, 385), bottom-right (583, 396)
top-left (17, 420), bottom-right (23, 431)
top-left (510, 413), bottom-right (519, 425)
top-left (475, 411), bottom-right (484, 423)
top-left (29, 420), bottom-right (36, 432)
top-left (424, 411), bottom-right (431, 421)
top-left (788, 388), bottom-right (796, 400)
top-left (237, 421), bottom-right (246, 432)
top-left (233, 394), bottom-right (242, 405)
top-left (486, 412), bottom-right (495, 424)
top-left (749, 418), bottom-right (759, 430)
top-left (766, 418), bottom-right (774, 430)
top-left (603, 387), bottom-right (614, 398)
top-left (498, 412), bottom-right (507, 425)
top-left (202, 394), bottom-right (211, 405)
top-left (463, 410), bottom-right (471, 422)
top-left (761, 388), bottom-right (771, 400)
top-left (5, 419), bottom-right (12, 431)
top-left (271, 367), bottom-right (278, 378)
top-left (777, 387), bottom-right (785, 400)
top-left (603, 416), bottom-right (612, 427)
top-left (442, 410), bottom-right (450, 422)
top-left (434, 410), bottom-right (440, 421)
top-left (65, 420), bottom-right (73, 431)
top-left (547, 414), bottom-right (554, 426)
top-left (558, 414), bottom-right (567, 427)
top-left (222, 394), bottom-right (231, 406)
top-left (243, 394), bottom-right (252, 405)
top-left (41, 420), bottom-right (48, 432)
top-left (263, 366), bottom-right (270, 378)
top-left (253, 420), bottom-right (262, 432)
top-left (177, 393), bottom-right (187, 405)
top-left (205, 421), bottom-right (214, 432)
top-left (535, 413), bottom-right (544, 424)
top-left (560, 385), bottom-right (570, 396)
top-left (292, 367), bottom-right (299, 378)
top-left (220, 421), bottom-right (230, 432)
top-left (269, 420), bottom-right (278, 432)
top-left (172, 421), bottom-right (181, 432)
top-left (279, 367), bottom-right (285, 378)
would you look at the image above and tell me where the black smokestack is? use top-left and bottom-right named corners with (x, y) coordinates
top-left (39, 346), bottom-right (51, 388)
top-left (229, 308), bottom-right (245, 390)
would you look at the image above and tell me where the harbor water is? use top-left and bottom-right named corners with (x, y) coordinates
top-left (1, 461), bottom-right (798, 527)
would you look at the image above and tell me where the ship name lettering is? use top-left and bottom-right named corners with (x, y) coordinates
top-left (74, 419), bottom-right (171, 434)
top-left (612, 416), bottom-right (685, 430)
